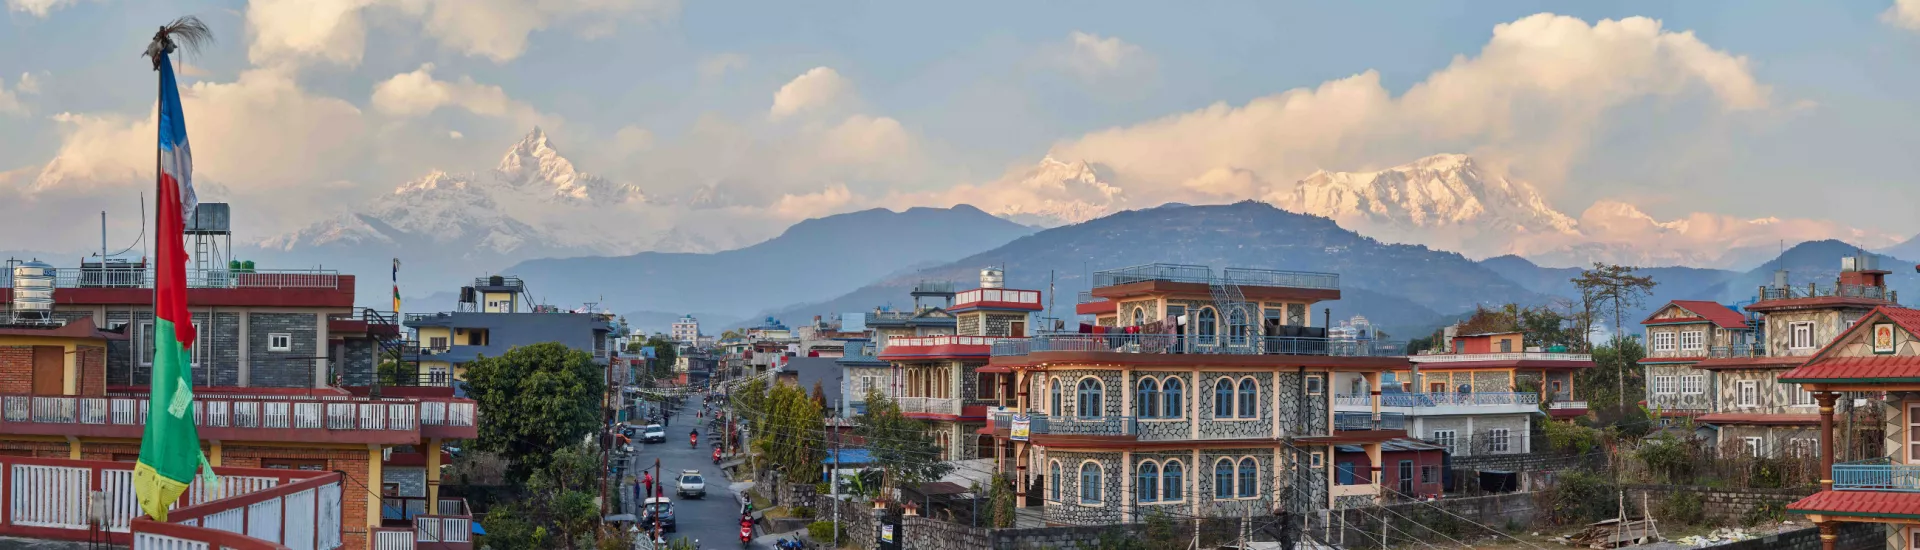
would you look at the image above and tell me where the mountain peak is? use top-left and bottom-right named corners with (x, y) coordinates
top-left (1281, 154), bottom-right (1579, 244)
top-left (986, 156), bottom-right (1125, 227)
top-left (493, 127), bottom-right (644, 204)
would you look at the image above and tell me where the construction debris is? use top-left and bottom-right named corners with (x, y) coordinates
top-left (1670, 527), bottom-right (1754, 547)
top-left (1565, 517), bottom-right (1660, 548)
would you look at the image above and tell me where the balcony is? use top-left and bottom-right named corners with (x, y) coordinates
top-left (1333, 411), bottom-right (1407, 431)
top-left (1091, 264), bottom-right (1340, 291)
top-left (0, 394), bottom-right (476, 443)
top-left (990, 333), bottom-right (1404, 357)
top-left (1708, 344), bottom-right (1766, 358)
top-left (0, 455), bottom-right (343, 547)
top-left (379, 498), bottom-right (475, 550)
top-left (1833, 458), bottom-right (1920, 492)
top-left (896, 397), bottom-right (960, 417)
top-left (1334, 392), bottom-right (1540, 416)
top-left (1, 266), bottom-right (341, 290)
top-left (1409, 352), bottom-right (1592, 363)
top-left (1759, 284), bottom-right (1895, 303)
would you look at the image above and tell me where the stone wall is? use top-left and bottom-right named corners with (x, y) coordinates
top-left (898, 516), bottom-right (1146, 550)
top-left (1624, 484), bottom-right (1815, 525)
top-left (249, 312), bottom-right (319, 387)
top-left (1334, 492), bottom-right (1538, 546)
top-left (1450, 450), bottom-right (1592, 473)
top-left (1710, 522), bottom-right (1881, 550)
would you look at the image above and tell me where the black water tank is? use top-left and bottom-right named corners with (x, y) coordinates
top-left (459, 286), bottom-right (476, 303)
top-left (488, 275), bottom-right (504, 287)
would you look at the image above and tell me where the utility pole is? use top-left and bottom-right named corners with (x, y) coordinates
top-left (832, 424), bottom-right (841, 548)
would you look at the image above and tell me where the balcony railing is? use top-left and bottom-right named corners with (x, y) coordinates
top-left (896, 397), bottom-right (959, 416)
top-left (955, 288), bottom-right (1041, 306)
top-left (1334, 411), bottom-right (1407, 431)
top-left (0, 394), bottom-right (474, 441)
top-left (887, 335), bottom-right (1003, 348)
top-left (990, 333), bottom-right (1403, 357)
top-left (1409, 352), bottom-right (1593, 362)
top-left (1, 267), bottom-right (341, 290)
top-left (1090, 263), bottom-right (1339, 290)
top-left (1832, 458), bottom-right (1920, 492)
top-left (1759, 284), bottom-right (1895, 303)
top-left (1708, 344), bottom-right (1766, 358)
top-left (1548, 401), bottom-right (1588, 410)
top-left (132, 465), bottom-right (346, 550)
top-left (1335, 392), bottom-right (1540, 408)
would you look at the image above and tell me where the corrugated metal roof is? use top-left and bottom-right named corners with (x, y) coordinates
top-left (1781, 356), bottom-right (1920, 382)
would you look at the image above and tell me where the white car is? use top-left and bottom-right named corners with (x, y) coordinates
top-left (642, 424), bottom-right (667, 443)
top-left (676, 470), bottom-right (706, 499)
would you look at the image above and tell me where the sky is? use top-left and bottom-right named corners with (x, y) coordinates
top-left (5, 0), bottom-right (1920, 258)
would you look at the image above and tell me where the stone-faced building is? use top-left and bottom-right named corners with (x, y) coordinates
top-left (403, 275), bottom-right (621, 388)
top-left (1781, 306), bottom-right (1920, 550)
top-left (0, 260), bottom-right (477, 550)
top-left (878, 269), bottom-right (1042, 461)
top-left (1691, 255), bottom-right (1895, 457)
top-left (1337, 333), bottom-right (1593, 458)
top-left (1639, 300), bottom-right (1755, 422)
top-left (984, 264), bottom-right (1407, 528)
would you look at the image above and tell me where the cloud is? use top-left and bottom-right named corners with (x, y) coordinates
top-left (1885, 0), bottom-right (1920, 30)
top-left (5, 0), bottom-right (94, 17)
top-left (1574, 199), bottom-right (1901, 262)
top-left (0, 76), bottom-right (26, 116)
top-left (371, 63), bottom-right (544, 126)
top-left (698, 53), bottom-right (748, 80)
top-left (449, 130), bottom-right (464, 139)
top-left (769, 67), bottom-right (855, 120)
top-left (246, 0), bottom-right (681, 67)
top-left (15, 73), bottom-right (43, 95)
top-left (1047, 31), bottom-right (1151, 81)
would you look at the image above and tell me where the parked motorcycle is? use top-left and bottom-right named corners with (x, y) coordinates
top-left (774, 538), bottom-right (807, 550)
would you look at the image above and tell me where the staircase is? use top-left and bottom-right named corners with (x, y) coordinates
top-left (1209, 268), bottom-right (1254, 354)
top-left (362, 309), bottom-right (428, 390)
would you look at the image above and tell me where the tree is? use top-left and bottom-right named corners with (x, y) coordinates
top-left (644, 335), bottom-right (679, 376)
top-left (811, 381), bottom-right (829, 409)
top-left (1580, 337), bottom-right (1648, 420)
top-left (1571, 263), bottom-right (1658, 337)
top-left (464, 342), bottom-right (605, 477)
top-left (855, 390), bottom-right (953, 494)
top-left (755, 383), bottom-right (824, 479)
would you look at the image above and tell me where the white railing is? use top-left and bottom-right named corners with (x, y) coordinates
top-left (375, 529), bottom-right (416, 550)
top-left (955, 289), bottom-right (1041, 306)
top-left (1, 267), bottom-right (341, 290)
top-left (1409, 352), bottom-right (1592, 362)
top-left (133, 472), bottom-right (347, 550)
top-left (1549, 401), bottom-right (1588, 410)
top-left (418, 400), bottom-right (476, 427)
top-left (896, 397), bottom-right (959, 416)
top-left (885, 335), bottom-right (1003, 348)
top-left (1335, 392), bottom-right (1542, 408)
top-left (1, 395), bottom-right (426, 433)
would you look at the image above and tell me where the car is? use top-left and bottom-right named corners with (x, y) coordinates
top-left (676, 470), bottom-right (706, 499)
top-left (641, 497), bottom-right (676, 532)
top-left (642, 424), bottom-right (667, 443)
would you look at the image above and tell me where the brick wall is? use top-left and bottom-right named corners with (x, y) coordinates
top-left (1624, 484), bottom-right (1816, 525)
top-left (0, 346), bottom-right (33, 394)
top-left (0, 440), bottom-right (70, 458)
top-left (225, 445), bottom-right (374, 550)
top-left (78, 345), bottom-right (106, 396)
top-left (248, 313), bottom-right (319, 387)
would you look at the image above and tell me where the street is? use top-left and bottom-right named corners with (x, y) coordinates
top-left (625, 396), bottom-right (763, 549)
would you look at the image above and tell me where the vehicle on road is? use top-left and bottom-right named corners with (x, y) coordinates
top-left (642, 424), bottom-right (667, 443)
top-left (642, 497), bottom-right (677, 532)
top-left (676, 470), bottom-right (706, 499)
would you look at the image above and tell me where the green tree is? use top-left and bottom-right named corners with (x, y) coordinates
top-left (855, 390), bottom-right (953, 493)
top-left (986, 473), bottom-right (1016, 528)
top-left (464, 342), bottom-right (605, 477)
top-left (1571, 263), bottom-right (1659, 339)
top-left (755, 383), bottom-right (824, 478)
top-left (1581, 337), bottom-right (1648, 424)
top-left (478, 504), bottom-right (549, 550)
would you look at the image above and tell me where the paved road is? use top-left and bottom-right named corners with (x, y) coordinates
top-left (625, 396), bottom-right (756, 549)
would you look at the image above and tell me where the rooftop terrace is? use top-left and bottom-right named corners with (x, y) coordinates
top-left (1091, 263), bottom-right (1339, 291)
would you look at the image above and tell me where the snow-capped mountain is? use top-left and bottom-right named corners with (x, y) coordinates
top-left (984, 156), bottom-right (1125, 227)
top-left (1277, 154), bottom-right (1578, 255)
top-left (495, 128), bottom-right (646, 205)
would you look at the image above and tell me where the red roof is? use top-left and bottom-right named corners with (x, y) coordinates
top-left (1693, 413), bottom-right (1819, 426)
top-left (1788, 490), bottom-right (1920, 520)
top-left (1641, 301), bottom-right (1749, 329)
top-left (1694, 356), bottom-right (1806, 371)
top-left (1781, 356), bottom-right (1920, 383)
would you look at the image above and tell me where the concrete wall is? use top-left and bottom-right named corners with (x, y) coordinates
top-left (1335, 492), bottom-right (1537, 546)
top-left (1709, 523), bottom-right (1881, 550)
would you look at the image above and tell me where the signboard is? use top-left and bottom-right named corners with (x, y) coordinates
top-left (880, 524), bottom-right (894, 543)
top-left (1874, 322), bottom-right (1897, 354)
top-left (1009, 414), bottom-right (1031, 441)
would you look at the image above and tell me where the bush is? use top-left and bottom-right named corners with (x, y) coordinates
top-left (807, 521), bottom-right (841, 542)
top-left (1539, 469), bottom-right (1618, 525)
top-left (791, 506), bottom-right (815, 518)
top-left (1634, 433), bottom-right (1693, 483)
top-left (1658, 492), bottom-right (1705, 526)
top-left (1543, 421), bottom-right (1604, 455)
top-left (1742, 501), bottom-right (1786, 527)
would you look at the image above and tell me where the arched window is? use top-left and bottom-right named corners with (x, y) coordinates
top-left (1213, 379), bottom-right (1234, 418)
top-left (1136, 378), bottom-right (1159, 418)
top-left (1237, 458), bottom-right (1258, 498)
top-left (1229, 307), bottom-right (1248, 346)
top-left (1079, 462), bottom-right (1102, 504)
top-left (1049, 378), bottom-right (1064, 416)
top-left (1197, 308), bottom-right (1218, 345)
top-left (1163, 460), bottom-right (1185, 502)
top-left (1163, 378), bottom-right (1184, 419)
top-left (1213, 459), bottom-right (1234, 499)
top-left (1136, 462), bottom-right (1159, 503)
top-left (1049, 461), bottom-right (1061, 501)
top-left (1133, 306), bottom-right (1147, 326)
top-left (1077, 378), bottom-right (1104, 418)
top-left (1237, 378), bottom-right (1258, 418)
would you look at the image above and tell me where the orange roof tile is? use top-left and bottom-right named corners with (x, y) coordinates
top-left (1693, 413), bottom-right (1819, 426)
top-left (1788, 490), bottom-right (1920, 520)
top-left (1781, 356), bottom-right (1920, 383)
top-left (1641, 300), bottom-right (1750, 329)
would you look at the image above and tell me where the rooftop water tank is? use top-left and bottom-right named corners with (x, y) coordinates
top-left (979, 267), bottom-right (1004, 289)
top-left (11, 260), bottom-right (55, 321)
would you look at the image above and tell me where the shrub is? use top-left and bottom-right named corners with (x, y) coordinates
top-left (807, 521), bottom-right (841, 542)
top-left (1539, 469), bottom-right (1618, 525)
top-left (1543, 420), bottom-right (1604, 455)
top-left (791, 506), bottom-right (815, 518)
top-left (1658, 492), bottom-right (1705, 526)
top-left (1742, 501), bottom-right (1786, 527)
top-left (1634, 433), bottom-right (1693, 484)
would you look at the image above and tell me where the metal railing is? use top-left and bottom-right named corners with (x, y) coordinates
top-left (1708, 343), bottom-right (1766, 358)
top-left (1833, 458), bottom-right (1920, 492)
top-left (1336, 392), bottom-right (1540, 408)
top-left (1759, 284), bottom-right (1895, 302)
top-left (473, 276), bottom-right (524, 288)
top-left (956, 288), bottom-right (1041, 306)
top-left (990, 333), bottom-right (1403, 357)
top-left (1548, 401), bottom-right (1588, 410)
top-left (0, 394), bottom-right (474, 433)
top-left (133, 467), bottom-right (347, 550)
top-left (2, 267), bottom-right (341, 290)
top-left (1333, 411), bottom-right (1407, 431)
top-left (1091, 263), bottom-right (1339, 290)
top-left (1409, 352), bottom-right (1592, 362)
top-left (884, 335), bottom-right (1004, 348)
top-left (895, 397), bottom-right (959, 416)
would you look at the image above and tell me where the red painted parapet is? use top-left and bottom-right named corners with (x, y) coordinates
top-left (0, 456), bottom-right (331, 546)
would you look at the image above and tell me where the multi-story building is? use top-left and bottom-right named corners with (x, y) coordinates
top-left (0, 257), bottom-right (477, 550)
top-left (878, 269), bottom-right (1040, 461)
top-left (984, 263), bottom-right (1407, 529)
top-left (1639, 300), bottom-right (1756, 422)
top-left (1336, 331), bottom-right (1592, 457)
top-left (402, 275), bottom-right (622, 387)
top-left (1781, 305), bottom-right (1920, 550)
top-left (838, 337), bottom-right (887, 416)
top-left (671, 314), bottom-right (701, 343)
top-left (1690, 254), bottom-right (1895, 456)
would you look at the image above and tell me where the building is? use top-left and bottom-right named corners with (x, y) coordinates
top-left (671, 314), bottom-right (700, 343)
top-left (985, 263), bottom-right (1408, 529)
top-left (1687, 253), bottom-right (1895, 456)
top-left (1334, 439), bottom-right (1446, 500)
top-left (1780, 306), bottom-right (1920, 550)
top-left (875, 269), bottom-right (1039, 461)
top-left (1640, 300), bottom-right (1756, 424)
top-left (402, 275), bottom-right (622, 388)
top-left (837, 337), bottom-right (887, 416)
top-left (0, 257), bottom-right (477, 550)
top-left (1337, 331), bottom-right (1593, 457)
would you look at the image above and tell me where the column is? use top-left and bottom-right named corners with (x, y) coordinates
top-left (1014, 444), bottom-right (1027, 508)
top-left (237, 312), bottom-right (250, 387)
top-left (1366, 442), bottom-right (1383, 504)
top-left (367, 445), bottom-right (385, 532)
top-left (426, 438), bottom-right (444, 506)
top-left (1817, 391), bottom-right (1836, 491)
top-left (208, 440), bottom-right (222, 466)
top-left (1120, 452), bottom-right (1133, 523)
top-left (1369, 371), bottom-right (1382, 427)
top-left (1818, 521), bottom-right (1836, 550)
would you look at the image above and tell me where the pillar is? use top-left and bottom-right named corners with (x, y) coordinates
top-left (1369, 371), bottom-right (1382, 427)
top-left (1120, 452), bottom-right (1133, 523)
top-left (208, 440), bottom-right (222, 467)
top-left (1818, 521), bottom-right (1836, 550)
top-left (62, 343), bottom-right (78, 395)
top-left (1013, 444), bottom-right (1027, 508)
top-left (367, 445), bottom-right (384, 531)
top-left (1366, 442), bottom-right (1383, 504)
top-left (1817, 391), bottom-right (1836, 491)
top-left (426, 438), bottom-right (444, 507)
top-left (66, 436), bottom-right (80, 460)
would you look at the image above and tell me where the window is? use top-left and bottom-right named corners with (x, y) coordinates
top-left (1049, 379), bottom-right (1062, 416)
top-left (1237, 458), bottom-right (1258, 498)
top-left (1137, 462), bottom-right (1159, 502)
top-left (1306, 375), bottom-right (1324, 395)
top-left (1432, 430), bottom-right (1458, 454)
top-left (1420, 465), bottom-right (1438, 484)
top-left (1789, 382), bottom-right (1813, 406)
top-left (1132, 306), bottom-right (1147, 326)
top-left (1651, 331), bottom-right (1676, 352)
top-left (1228, 308), bottom-right (1249, 346)
top-left (1398, 460), bottom-right (1414, 494)
top-left (1079, 463), bottom-right (1102, 504)
top-left (268, 333), bottom-right (292, 352)
top-left (978, 373), bottom-right (998, 400)
top-left (1742, 437), bottom-right (1764, 458)
top-left (1076, 378), bottom-right (1104, 418)
top-left (1049, 461), bottom-right (1062, 501)
top-left (1680, 331), bottom-right (1705, 351)
top-left (1197, 308), bottom-right (1218, 345)
top-left (1163, 378), bottom-right (1184, 418)
top-left (861, 376), bottom-right (876, 393)
top-left (1653, 376), bottom-right (1675, 395)
top-left (427, 367), bottom-right (449, 385)
top-left (1790, 322), bottom-right (1816, 350)
top-left (427, 336), bottom-right (448, 351)
top-left (1309, 451), bottom-right (1324, 469)
top-left (1787, 438), bottom-right (1819, 458)
top-left (139, 321), bottom-right (202, 366)
top-left (1910, 403), bottom-right (1920, 463)
top-left (1162, 460), bottom-right (1184, 502)
top-left (1683, 375), bottom-right (1705, 395)
top-left (1214, 379), bottom-right (1234, 418)
top-left (262, 458), bottom-right (327, 471)
top-left (1738, 380), bottom-right (1758, 408)
top-left (1488, 428), bottom-right (1511, 453)
top-left (1213, 459), bottom-right (1234, 499)
top-left (1236, 378), bottom-right (1257, 418)
top-left (1498, 339), bottom-right (1512, 353)
top-left (1137, 378), bottom-right (1160, 418)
